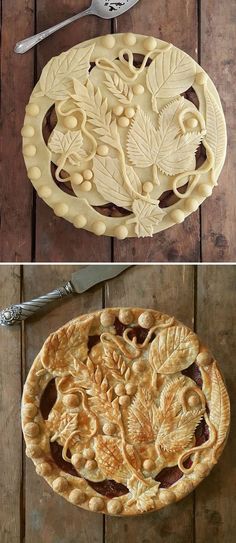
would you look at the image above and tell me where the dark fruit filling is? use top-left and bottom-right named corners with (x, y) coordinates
top-left (182, 87), bottom-right (199, 110)
top-left (88, 335), bottom-right (100, 352)
top-left (86, 479), bottom-right (129, 498)
top-left (40, 378), bottom-right (57, 419)
top-left (50, 441), bottom-right (79, 477)
top-left (195, 417), bottom-right (209, 446)
top-left (114, 317), bottom-right (155, 344)
top-left (182, 362), bottom-right (203, 388)
top-left (156, 457), bottom-right (193, 488)
top-left (42, 105), bottom-right (57, 145)
top-left (93, 203), bottom-right (132, 218)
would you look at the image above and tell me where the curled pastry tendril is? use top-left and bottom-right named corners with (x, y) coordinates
top-left (101, 332), bottom-right (141, 359)
top-left (36, 368), bottom-right (48, 377)
top-left (58, 101), bottom-right (97, 163)
top-left (95, 45), bottom-right (172, 83)
top-left (178, 108), bottom-right (206, 134)
top-left (62, 390), bottom-right (99, 462)
top-left (51, 103), bottom-right (97, 184)
top-left (123, 319), bottom-right (175, 351)
top-left (180, 386), bottom-right (206, 412)
top-left (172, 140), bottom-right (216, 199)
top-left (178, 412), bottom-right (217, 474)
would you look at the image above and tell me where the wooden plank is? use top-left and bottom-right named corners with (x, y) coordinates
top-left (195, 265), bottom-right (236, 541)
top-left (200, 0), bottom-right (236, 262)
top-left (1, 1), bottom-right (34, 262)
top-left (35, 0), bottom-right (112, 262)
top-left (0, 265), bottom-right (22, 543)
top-left (105, 265), bottom-right (195, 543)
top-left (23, 265), bottom-right (104, 543)
top-left (113, 0), bottom-right (200, 262)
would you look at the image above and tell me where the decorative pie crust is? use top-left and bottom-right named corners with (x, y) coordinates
top-left (22, 308), bottom-right (230, 516)
top-left (22, 33), bottom-right (227, 239)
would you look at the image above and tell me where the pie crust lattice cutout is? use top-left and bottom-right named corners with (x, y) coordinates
top-left (22, 308), bottom-right (230, 516)
top-left (22, 33), bottom-right (227, 239)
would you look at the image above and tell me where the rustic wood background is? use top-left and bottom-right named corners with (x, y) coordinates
top-left (0, 264), bottom-right (235, 542)
top-left (1, 0), bottom-right (236, 263)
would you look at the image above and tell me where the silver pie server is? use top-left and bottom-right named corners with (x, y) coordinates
top-left (0, 265), bottom-right (130, 327)
top-left (14, 0), bottom-right (140, 54)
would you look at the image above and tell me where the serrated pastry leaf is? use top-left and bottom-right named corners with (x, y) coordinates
top-left (93, 156), bottom-right (133, 208)
top-left (127, 108), bottom-right (159, 168)
top-left (159, 375), bottom-right (190, 414)
top-left (127, 475), bottom-right (160, 512)
top-left (104, 72), bottom-right (133, 104)
top-left (49, 130), bottom-right (86, 164)
top-left (39, 45), bottom-right (94, 100)
top-left (156, 407), bottom-right (204, 452)
top-left (209, 362), bottom-right (230, 449)
top-left (127, 388), bottom-right (161, 444)
top-left (127, 99), bottom-right (202, 176)
top-left (149, 325), bottom-right (199, 374)
top-left (41, 316), bottom-right (93, 375)
top-left (132, 200), bottom-right (165, 238)
top-left (205, 89), bottom-right (227, 171)
top-left (95, 436), bottom-right (139, 483)
top-left (147, 48), bottom-right (196, 101)
top-left (155, 98), bottom-right (202, 175)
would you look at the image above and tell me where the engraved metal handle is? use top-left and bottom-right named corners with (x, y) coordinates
top-left (0, 282), bottom-right (75, 326)
top-left (14, 8), bottom-right (92, 54)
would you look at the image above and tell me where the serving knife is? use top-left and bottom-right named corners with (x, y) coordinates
top-left (0, 265), bottom-right (130, 327)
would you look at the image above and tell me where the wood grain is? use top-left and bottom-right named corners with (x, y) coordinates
top-left (23, 265), bottom-right (104, 543)
top-left (0, 266), bottom-right (22, 543)
top-left (200, 1), bottom-right (236, 262)
top-left (113, 0), bottom-right (200, 263)
top-left (1, 1), bottom-right (34, 262)
top-left (195, 265), bottom-right (236, 541)
top-left (105, 265), bottom-right (195, 543)
top-left (34, 0), bottom-right (112, 262)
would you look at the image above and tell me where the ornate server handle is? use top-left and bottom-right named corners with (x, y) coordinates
top-left (0, 282), bottom-right (75, 326)
top-left (14, 8), bottom-right (92, 54)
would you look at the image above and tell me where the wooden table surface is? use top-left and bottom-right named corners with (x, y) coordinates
top-left (1, 0), bottom-right (236, 263)
top-left (0, 264), bottom-right (235, 543)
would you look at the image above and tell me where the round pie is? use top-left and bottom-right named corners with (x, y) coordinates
top-left (22, 307), bottom-right (230, 516)
top-left (22, 33), bottom-right (227, 239)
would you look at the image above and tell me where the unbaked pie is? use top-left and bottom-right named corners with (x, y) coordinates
top-left (22, 308), bottom-right (230, 516)
top-left (22, 33), bottom-right (227, 239)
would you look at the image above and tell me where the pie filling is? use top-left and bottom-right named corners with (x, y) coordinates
top-left (39, 319), bottom-right (209, 499)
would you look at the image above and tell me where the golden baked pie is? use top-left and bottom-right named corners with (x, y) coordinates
top-left (22, 33), bottom-right (227, 239)
top-left (22, 308), bottom-right (230, 516)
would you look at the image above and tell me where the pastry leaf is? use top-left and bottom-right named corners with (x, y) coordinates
top-left (147, 47), bottom-right (196, 103)
top-left (127, 388), bottom-right (161, 444)
top-left (93, 156), bottom-right (133, 208)
top-left (132, 200), bottom-right (165, 238)
top-left (127, 475), bottom-right (160, 512)
top-left (127, 108), bottom-right (159, 168)
top-left (39, 45), bottom-right (94, 100)
top-left (209, 362), bottom-right (230, 449)
top-left (205, 89), bottom-right (227, 171)
top-left (149, 325), bottom-right (199, 374)
top-left (49, 130), bottom-right (86, 164)
top-left (156, 407), bottom-right (204, 452)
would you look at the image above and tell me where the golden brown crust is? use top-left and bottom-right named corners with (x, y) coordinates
top-left (22, 308), bottom-right (230, 516)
